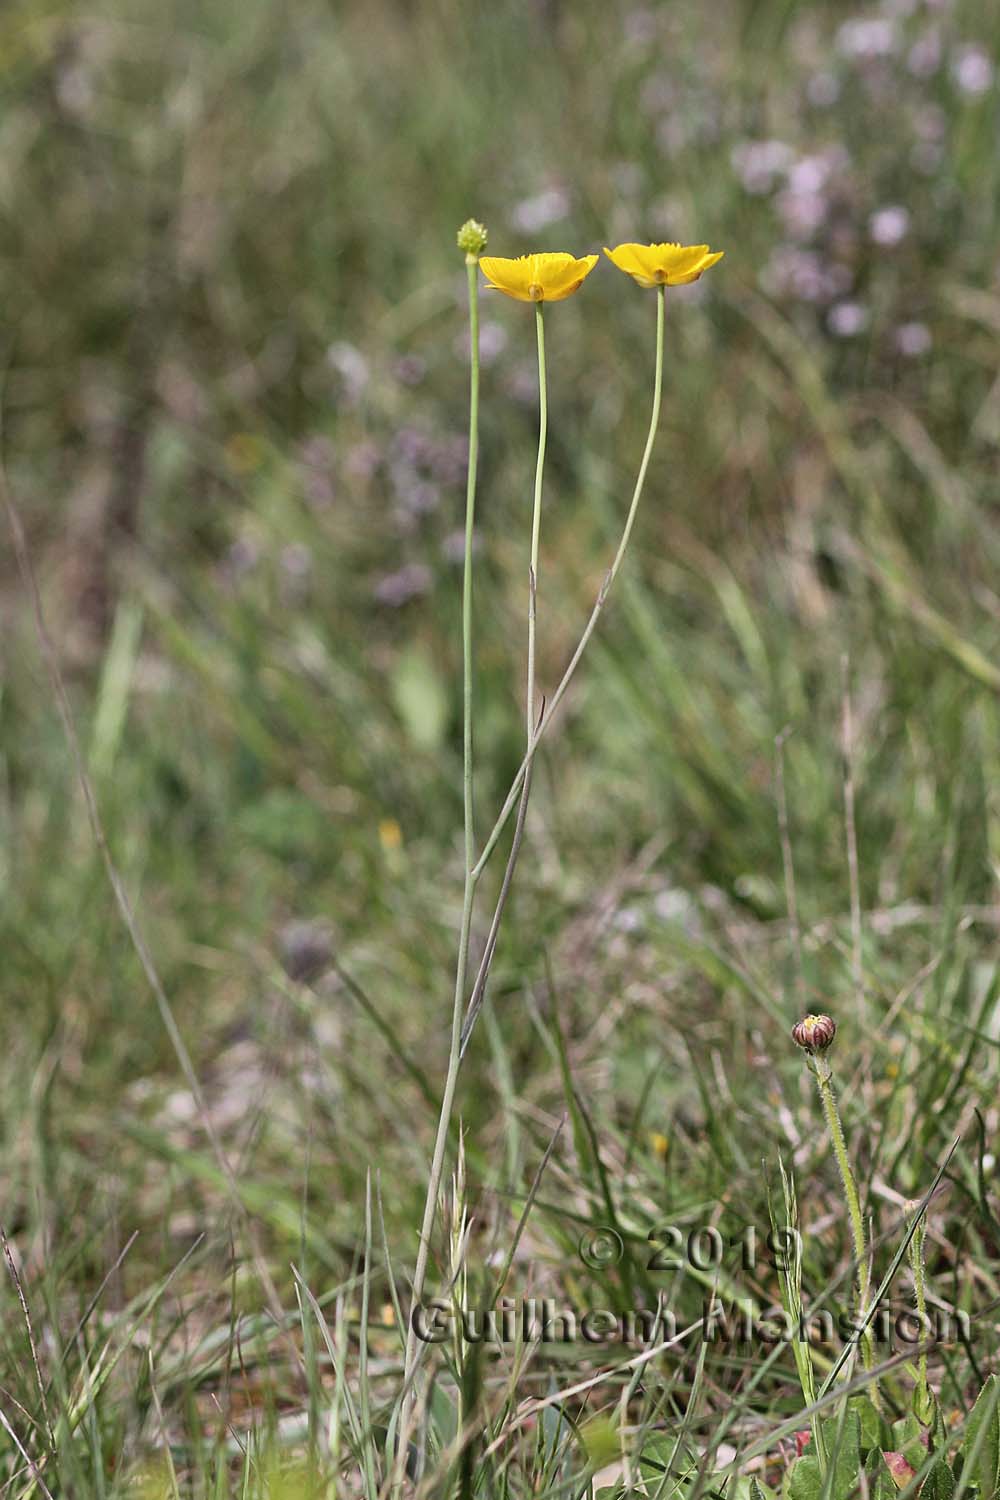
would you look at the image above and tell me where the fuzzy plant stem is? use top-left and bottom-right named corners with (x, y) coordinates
top-left (907, 1206), bottom-right (931, 1421)
top-left (813, 1056), bottom-right (881, 1411)
top-left (396, 254), bottom-right (482, 1478)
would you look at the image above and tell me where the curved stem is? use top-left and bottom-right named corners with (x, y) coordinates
top-left (472, 284), bottom-right (665, 883)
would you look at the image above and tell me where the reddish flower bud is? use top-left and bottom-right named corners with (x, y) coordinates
top-left (791, 1014), bottom-right (836, 1053)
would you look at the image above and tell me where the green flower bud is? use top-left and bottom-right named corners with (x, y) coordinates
top-left (457, 219), bottom-right (488, 260)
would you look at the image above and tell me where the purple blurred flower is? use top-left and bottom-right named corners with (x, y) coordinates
top-left (345, 441), bottom-right (380, 481)
top-left (374, 564), bottom-right (433, 607)
top-left (907, 28), bottom-right (942, 77)
top-left (393, 355), bottom-right (427, 386)
top-left (952, 45), bottom-right (994, 95)
top-left (441, 529), bottom-right (481, 565)
top-left (623, 7), bottom-right (657, 47)
top-left (869, 205), bottom-right (910, 246)
top-left (762, 248), bottom-right (850, 304)
top-left (777, 188), bottom-right (828, 239)
top-left (807, 72), bottom-right (841, 107)
top-left (731, 139), bottom-right (794, 194)
top-left (827, 301), bottom-right (870, 337)
top-left (510, 187), bottom-right (571, 233)
top-left (223, 537), bottom-right (260, 580)
top-left (326, 341), bottom-right (369, 403)
top-left (894, 321), bottom-right (932, 356)
top-left (788, 148), bottom-right (848, 193)
top-left (836, 17), bottom-right (897, 60)
top-left (479, 320), bottom-right (508, 366)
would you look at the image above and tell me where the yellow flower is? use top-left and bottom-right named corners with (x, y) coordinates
top-left (603, 241), bottom-right (724, 289)
top-left (479, 251), bottom-right (599, 303)
top-left (378, 817), bottom-right (403, 852)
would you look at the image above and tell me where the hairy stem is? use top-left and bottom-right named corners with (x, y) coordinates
top-left (814, 1059), bottom-right (881, 1410)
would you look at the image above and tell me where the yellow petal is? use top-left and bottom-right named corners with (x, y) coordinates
top-left (480, 255), bottom-right (535, 301)
top-left (481, 251), bottom-right (597, 302)
top-left (605, 240), bottom-right (724, 288)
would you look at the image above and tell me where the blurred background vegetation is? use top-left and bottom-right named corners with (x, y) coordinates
top-left (1, 0), bottom-right (999, 1485)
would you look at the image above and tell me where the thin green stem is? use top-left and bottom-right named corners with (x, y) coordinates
top-left (527, 301), bottom-right (547, 740)
top-left (472, 284), bottom-right (666, 884)
top-left (396, 255), bottom-right (483, 1482)
top-left (463, 256), bottom-right (480, 871)
top-left (814, 1059), bottom-right (881, 1411)
top-left (907, 1205), bottom-right (931, 1420)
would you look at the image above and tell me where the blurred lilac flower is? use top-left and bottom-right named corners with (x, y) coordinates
top-left (431, 436), bottom-right (468, 487)
top-left (346, 441), bottom-right (380, 481)
top-left (787, 148), bottom-right (848, 194)
top-left (623, 7), bottom-right (657, 47)
top-left (836, 18), bottom-right (897, 60)
top-left (224, 537), bottom-right (260, 579)
top-left (807, 72), bottom-right (841, 106)
top-left (510, 187), bottom-right (571, 233)
top-left (915, 103), bottom-right (947, 141)
top-left (478, 320), bottom-right (508, 366)
top-left (762, 248), bottom-right (850, 304)
top-left (374, 564), bottom-right (433, 607)
top-left (777, 188), bottom-right (828, 239)
top-left (393, 355), bottom-right (426, 386)
top-left (828, 301), bottom-right (870, 337)
top-left (895, 321), bottom-right (932, 356)
top-left (441, 529), bottom-right (481, 565)
top-left (907, 28), bottom-right (942, 77)
top-left (299, 435), bottom-right (336, 470)
top-left (869, 205), bottom-right (910, 245)
top-left (952, 45), bottom-right (994, 95)
top-left (326, 341), bottom-right (369, 403)
top-left (731, 139), bottom-right (794, 194)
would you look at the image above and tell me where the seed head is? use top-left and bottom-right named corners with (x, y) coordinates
top-left (791, 1013), bottom-right (836, 1054)
top-left (457, 219), bottom-right (488, 260)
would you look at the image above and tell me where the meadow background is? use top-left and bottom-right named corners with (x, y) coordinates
top-left (2, 0), bottom-right (1000, 1491)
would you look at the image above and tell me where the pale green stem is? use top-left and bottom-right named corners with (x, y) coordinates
top-left (907, 1208), bottom-right (931, 1420)
top-left (396, 255), bottom-right (482, 1481)
top-left (463, 256), bottom-right (480, 870)
top-left (471, 284), bottom-right (666, 883)
top-left (814, 1057), bottom-right (881, 1411)
top-left (527, 301), bottom-right (547, 740)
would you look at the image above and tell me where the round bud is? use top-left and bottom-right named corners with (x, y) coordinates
top-left (791, 1013), bottom-right (836, 1053)
top-left (457, 219), bottom-right (488, 258)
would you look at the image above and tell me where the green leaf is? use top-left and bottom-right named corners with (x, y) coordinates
top-left (792, 1410), bottom-right (862, 1500)
top-left (849, 1396), bottom-right (883, 1454)
top-left (637, 1434), bottom-right (698, 1495)
top-left (964, 1375), bottom-right (1000, 1500)
top-left (922, 1457), bottom-right (956, 1500)
top-left (788, 1455), bottom-right (823, 1500)
top-left (390, 645), bottom-right (449, 751)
